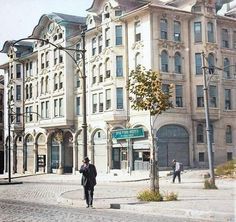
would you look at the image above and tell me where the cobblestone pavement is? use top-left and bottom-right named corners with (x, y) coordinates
top-left (0, 178), bottom-right (200, 222)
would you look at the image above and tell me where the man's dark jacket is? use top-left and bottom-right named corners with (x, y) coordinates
top-left (79, 164), bottom-right (97, 187)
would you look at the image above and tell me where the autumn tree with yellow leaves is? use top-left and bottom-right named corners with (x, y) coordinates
top-left (128, 65), bottom-right (173, 193)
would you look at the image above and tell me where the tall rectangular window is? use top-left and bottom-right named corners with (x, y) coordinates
top-left (92, 37), bottom-right (96, 56)
top-left (46, 101), bottom-right (49, 118)
top-left (105, 89), bottom-right (111, 110)
top-left (174, 21), bottom-right (181, 42)
top-left (115, 25), bottom-right (122, 45)
top-left (54, 49), bottom-right (58, 65)
top-left (135, 21), bottom-right (141, 42)
top-left (209, 85), bottom-right (217, 108)
top-left (41, 102), bottom-right (45, 119)
top-left (105, 28), bottom-right (110, 47)
top-left (59, 98), bottom-right (63, 116)
top-left (197, 85), bottom-right (204, 107)
top-left (46, 51), bottom-right (49, 67)
top-left (116, 87), bottom-right (123, 109)
top-left (160, 19), bottom-right (168, 40)
top-left (16, 107), bottom-right (21, 123)
top-left (195, 53), bottom-right (202, 75)
top-left (194, 22), bottom-right (202, 42)
top-left (233, 31), bottom-right (236, 49)
top-left (76, 42), bottom-right (81, 60)
top-left (92, 94), bottom-right (97, 113)
top-left (175, 85), bottom-right (183, 107)
top-left (225, 89), bottom-right (231, 110)
top-left (54, 99), bottom-right (58, 117)
top-left (41, 53), bottom-right (45, 69)
top-left (98, 35), bottom-right (102, 53)
top-left (16, 85), bottom-right (21, 100)
top-left (76, 97), bottom-right (80, 115)
top-left (116, 56), bottom-right (123, 77)
top-left (207, 22), bottom-right (214, 43)
top-left (16, 64), bottom-right (21, 78)
top-left (199, 152), bottom-right (205, 162)
top-left (99, 93), bottom-right (103, 112)
top-left (222, 29), bottom-right (229, 48)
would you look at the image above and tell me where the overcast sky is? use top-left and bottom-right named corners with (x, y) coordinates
top-left (0, 0), bottom-right (93, 73)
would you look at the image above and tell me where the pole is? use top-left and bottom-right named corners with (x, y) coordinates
top-left (81, 30), bottom-right (87, 158)
top-left (8, 100), bottom-right (11, 183)
top-left (202, 52), bottom-right (215, 185)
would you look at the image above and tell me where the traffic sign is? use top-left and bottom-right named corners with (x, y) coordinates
top-left (112, 128), bottom-right (144, 140)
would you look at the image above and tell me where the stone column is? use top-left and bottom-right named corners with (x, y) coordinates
top-left (73, 141), bottom-right (78, 174)
top-left (55, 130), bottom-right (64, 175)
top-left (33, 142), bottom-right (38, 174)
top-left (57, 142), bottom-right (64, 175)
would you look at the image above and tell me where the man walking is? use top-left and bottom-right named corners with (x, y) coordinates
top-left (79, 157), bottom-right (97, 208)
top-left (172, 159), bottom-right (182, 183)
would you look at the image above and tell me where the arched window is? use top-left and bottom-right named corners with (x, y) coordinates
top-left (161, 50), bottom-right (168, 72)
top-left (226, 125), bottom-right (232, 143)
top-left (174, 52), bottom-right (181, 73)
top-left (92, 65), bottom-right (97, 84)
top-left (135, 52), bottom-right (141, 68)
top-left (197, 124), bottom-right (204, 143)
top-left (224, 58), bottom-right (230, 79)
top-left (208, 53), bottom-right (215, 74)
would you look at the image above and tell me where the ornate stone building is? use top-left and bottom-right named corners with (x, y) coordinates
top-left (0, 0), bottom-right (235, 175)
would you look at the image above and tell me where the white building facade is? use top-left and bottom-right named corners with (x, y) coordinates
top-left (0, 0), bottom-right (236, 175)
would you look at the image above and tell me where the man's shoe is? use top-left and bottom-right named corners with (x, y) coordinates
top-left (86, 205), bottom-right (89, 208)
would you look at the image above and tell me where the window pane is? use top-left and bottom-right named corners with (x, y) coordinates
top-left (115, 25), bottom-right (122, 45)
top-left (116, 87), bottom-right (123, 109)
top-left (195, 53), bottom-right (202, 75)
top-left (116, 56), bottom-right (123, 77)
top-left (194, 22), bottom-right (202, 42)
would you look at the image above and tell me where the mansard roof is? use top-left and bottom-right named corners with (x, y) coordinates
top-left (30, 12), bottom-right (86, 38)
top-left (0, 40), bottom-right (33, 54)
top-left (87, 0), bottom-right (150, 13)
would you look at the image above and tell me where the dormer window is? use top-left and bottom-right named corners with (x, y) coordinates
top-left (58, 33), bottom-right (62, 39)
top-left (104, 12), bottom-right (110, 19)
top-left (115, 10), bottom-right (122, 16)
top-left (90, 19), bottom-right (93, 24)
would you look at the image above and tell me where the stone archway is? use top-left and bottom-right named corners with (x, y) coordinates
top-left (157, 125), bottom-right (189, 167)
top-left (25, 134), bottom-right (34, 172)
top-left (93, 129), bottom-right (107, 173)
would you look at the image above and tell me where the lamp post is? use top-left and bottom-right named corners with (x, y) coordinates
top-left (12, 30), bottom-right (88, 159)
top-left (201, 52), bottom-right (215, 185)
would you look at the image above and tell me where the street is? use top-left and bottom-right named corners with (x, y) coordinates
top-left (0, 173), bottom-right (207, 222)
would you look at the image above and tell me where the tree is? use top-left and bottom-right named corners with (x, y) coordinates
top-left (128, 65), bottom-right (173, 193)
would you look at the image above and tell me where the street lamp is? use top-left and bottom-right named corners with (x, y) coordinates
top-left (11, 30), bottom-right (88, 160)
top-left (201, 52), bottom-right (215, 185)
top-left (201, 52), bottom-right (236, 186)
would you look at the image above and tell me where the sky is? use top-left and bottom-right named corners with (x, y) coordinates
top-left (0, 0), bottom-right (93, 73)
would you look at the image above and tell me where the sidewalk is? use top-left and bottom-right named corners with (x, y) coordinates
top-left (58, 170), bottom-right (235, 222)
